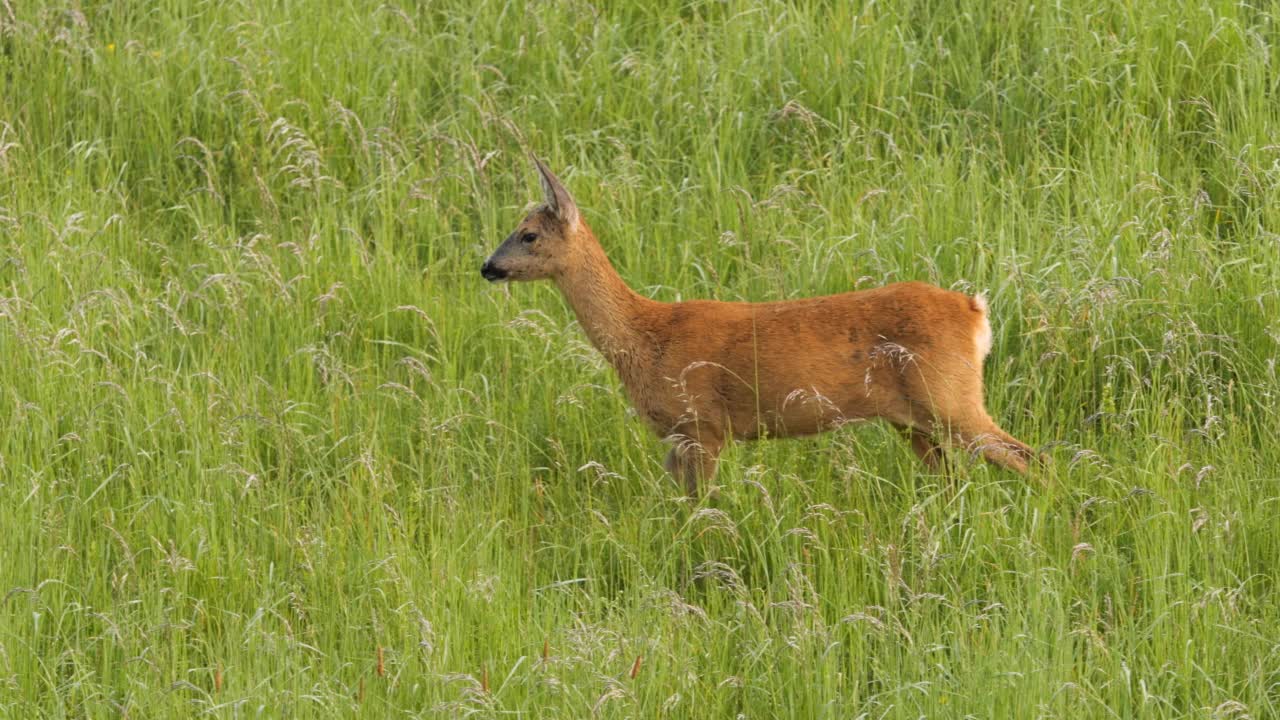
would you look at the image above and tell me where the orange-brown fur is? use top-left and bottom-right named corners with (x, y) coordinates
top-left (482, 158), bottom-right (1039, 495)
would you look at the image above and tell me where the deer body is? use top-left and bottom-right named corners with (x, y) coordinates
top-left (484, 158), bottom-right (1038, 495)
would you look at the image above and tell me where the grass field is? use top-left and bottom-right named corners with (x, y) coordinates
top-left (2, 0), bottom-right (1279, 717)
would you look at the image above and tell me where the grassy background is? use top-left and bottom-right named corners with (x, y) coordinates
top-left (2, 0), bottom-right (1279, 717)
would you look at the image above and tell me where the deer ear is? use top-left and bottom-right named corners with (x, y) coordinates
top-left (532, 155), bottom-right (579, 227)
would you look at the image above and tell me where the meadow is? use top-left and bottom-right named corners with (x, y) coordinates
top-left (1, 0), bottom-right (1278, 717)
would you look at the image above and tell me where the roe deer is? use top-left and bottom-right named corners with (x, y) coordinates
top-left (482, 157), bottom-right (1040, 496)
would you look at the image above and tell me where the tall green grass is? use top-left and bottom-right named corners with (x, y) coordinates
top-left (1, 0), bottom-right (1277, 716)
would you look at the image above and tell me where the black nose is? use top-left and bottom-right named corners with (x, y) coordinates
top-left (480, 260), bottom-right (507, 282)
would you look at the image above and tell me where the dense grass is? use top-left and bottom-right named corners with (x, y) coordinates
top-left (2, 0), bottom-right (1278, 716)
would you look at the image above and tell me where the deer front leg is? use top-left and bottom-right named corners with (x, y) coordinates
top-left (663, 426), bottom-right (723, 498)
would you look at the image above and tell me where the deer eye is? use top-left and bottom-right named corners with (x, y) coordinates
top-left (520, 232), bottom-right (538, 244)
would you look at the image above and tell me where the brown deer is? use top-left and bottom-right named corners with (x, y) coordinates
top-left (482, 157), bottom-right (1040, 496)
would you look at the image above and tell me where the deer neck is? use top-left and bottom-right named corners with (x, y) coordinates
top-left (554, 235), bottom-right (654, 368)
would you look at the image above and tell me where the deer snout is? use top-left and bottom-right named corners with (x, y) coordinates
top-left (480, 258), bottom-right (508, 282)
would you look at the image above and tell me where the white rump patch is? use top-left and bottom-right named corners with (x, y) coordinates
top-left (973, 293), bottom-right (993, 359)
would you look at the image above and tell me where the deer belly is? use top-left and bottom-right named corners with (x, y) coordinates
top-left (722, 383), bottom-right (864, 439)
top-left (776, 386), bottom-right (861, 436)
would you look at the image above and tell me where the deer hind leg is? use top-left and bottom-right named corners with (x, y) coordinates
top-left (909, 428), bottom-right (948, 473)
top-left (896, 424), bottom-right (947, 473)
top-left (949, 414), bottom-right (1039, 475)
top-left (663, 426), bottom-right (723, 498)
top-left (913, 366), bottom-right (1040, 475)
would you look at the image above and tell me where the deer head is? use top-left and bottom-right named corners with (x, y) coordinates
top-left (481, 156), bottom-right (584, 282)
